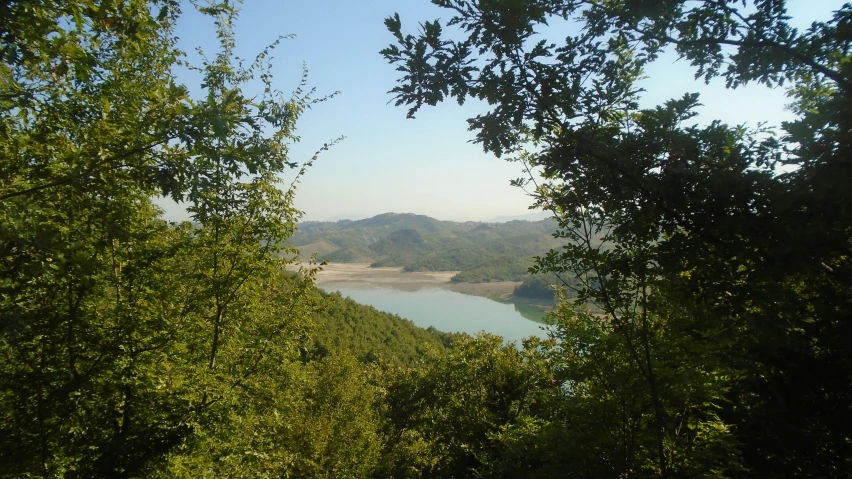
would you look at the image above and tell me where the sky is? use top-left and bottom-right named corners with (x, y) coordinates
top-left (159, 0), bottom-right (844, 223)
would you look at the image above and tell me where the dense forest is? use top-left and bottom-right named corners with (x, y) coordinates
top-left (293, 212), bottom-right (562, 282)
top-left (310, 288), bottom-right (463, 366)
top-left (2, 0), bottom-right (851, 478)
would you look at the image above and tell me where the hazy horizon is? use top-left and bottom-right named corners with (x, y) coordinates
top-left (295, 210), bottom-right (553, 224)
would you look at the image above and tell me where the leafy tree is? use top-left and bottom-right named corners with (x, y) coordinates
top-left (158, 353), bottom-right (383, 478)
top-left (377, 334), bottom-right (558, 478)
top-left (0, 1), bottom-right (332, 476)
top-left (383, 1), bottom-right (852, 476)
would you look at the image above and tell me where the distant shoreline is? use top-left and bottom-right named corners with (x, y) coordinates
top-left (296, 262), bottom-right (554, 312)
top-left (308, 262), bottom-right (459, 284)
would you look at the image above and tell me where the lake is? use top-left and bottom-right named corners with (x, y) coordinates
top-left (319, 281), bottom-right (551, 344)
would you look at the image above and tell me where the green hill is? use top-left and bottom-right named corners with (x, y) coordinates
top-left (294, 213), bottom-right (562, 282)
top-left (310, 289), bottom-right (463, 366)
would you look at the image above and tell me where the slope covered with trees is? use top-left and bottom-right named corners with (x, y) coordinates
top-left (310, 288), bottom-right (459, 366)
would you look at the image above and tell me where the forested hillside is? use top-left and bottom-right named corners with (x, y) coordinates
top-left (310, 288), bottom-right (462, 365)
top-left (294, 212), bottom-right (562, 282)
top-left (2, 0), bottom-right (851, 478)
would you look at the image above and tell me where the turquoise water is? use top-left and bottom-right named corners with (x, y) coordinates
top-left (320, 282), bottom-right (551, 344)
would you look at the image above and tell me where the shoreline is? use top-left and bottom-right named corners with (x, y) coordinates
top-left (306, 262), bottom-right (459, 284)
top-left (447, 281), bottom-right (554, 312)
top-left (296, 262), bottom-right (555, 312)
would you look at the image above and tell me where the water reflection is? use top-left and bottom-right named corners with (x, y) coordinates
top-left (513, 303), bottom-right (553, 325)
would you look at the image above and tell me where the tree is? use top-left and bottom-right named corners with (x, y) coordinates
top-left (377, 334), bottom-right (558, 478)
top-left (158, 353), bottom-right (384, 478)
top-left (382, 1), bottom-right (852, 476)
top-left (0, 1), bottom-right (332, 476)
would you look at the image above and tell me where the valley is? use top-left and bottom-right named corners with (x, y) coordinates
top-left (293, 212), bottom-right (565, 296)
top-left (293, 212), bottom-right (566, 321)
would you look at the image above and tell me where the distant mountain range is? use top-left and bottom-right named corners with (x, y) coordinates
top-left (487, 211), bottom-right (552, 222)
top-left (292, 213), bottom-right (563, 283)
top-left (304, 210), bottom-right (553, 224)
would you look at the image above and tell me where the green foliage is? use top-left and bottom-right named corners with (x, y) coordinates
top-left (370, 228), bottom-right (428, 256)
top-left (377, 334), bottom-right (559, 478)
top-left (383, 0), bottom-right (852, 476)
top-left (310, 289), bottom-right (449, 366)
top-left (449, 255), bottom-right (532, 282)
top-left (543, 299), bottom-right (741, 477)
top-left (2, 1), bottom-right (582, 478)
top-left (325, 247), bottom-right (367, 263)
top-left (0, 2), bottom-right (338, 476)
top-left (156, 353), bottom-right (383, 478)
top-left (0, 7), bottom-right (503, 476)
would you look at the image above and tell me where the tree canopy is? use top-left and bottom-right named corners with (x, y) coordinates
top-left (383, 0), bottom-right (852, 476)
top-left (0, 1), bottom-right (333, 475)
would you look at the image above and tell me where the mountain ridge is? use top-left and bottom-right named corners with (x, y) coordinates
top-left (293, 212), bottom-right (562, 282)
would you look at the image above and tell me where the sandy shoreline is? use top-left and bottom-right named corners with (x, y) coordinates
top-left (306, 262), bottom-right (459, 284)
top-left (292, 262), bottom-right (554, 311)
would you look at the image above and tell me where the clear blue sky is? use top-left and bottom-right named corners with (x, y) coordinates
top-left (160, 0), bottom-right (843, 222)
